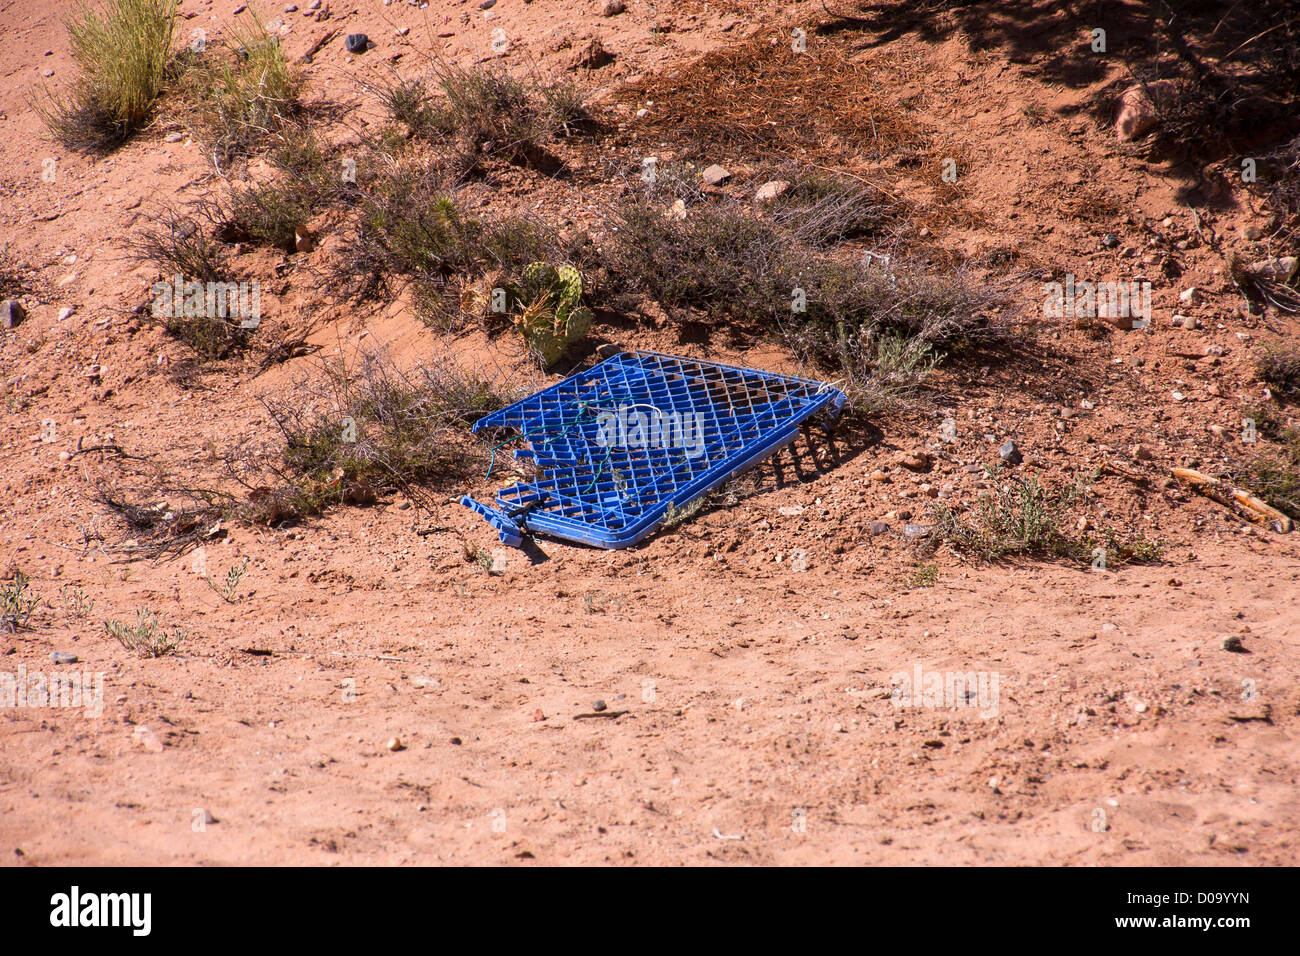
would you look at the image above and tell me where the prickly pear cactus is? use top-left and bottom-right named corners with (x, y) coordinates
top-left (513, 263), bottom-right (592, 367)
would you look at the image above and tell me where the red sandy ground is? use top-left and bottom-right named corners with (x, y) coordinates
top-left (0, 0), bottom-right (1296, 864)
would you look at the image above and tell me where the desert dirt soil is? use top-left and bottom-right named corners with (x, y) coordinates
top-left (1, 0), bottom-right (1298, 865)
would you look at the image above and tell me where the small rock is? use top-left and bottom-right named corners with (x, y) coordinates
top-left (164, 131), bottom-right (184, 143)
top-left (196, 809), bottom-right (217, 825)
top-left (778, 505), bottom-right (804, 516)
top-left (1101, 233), bottom-right (1118, 248)
top-left (754, 180), bottom-right (790, 203)
top-left (1249, 256), bottom-right (1298, 282)
top-left (668, 198), bottom-right (687, 220)
top-left (294, 225), bottom-right (315, 253)
top-left (1210, 425), bottom-right (1228, 439)
top-left (57, 307), bottom-right (74, 321)
top-left (284, 3), bottom-right (298, 10)
top-left (345, 33), bottom-right (369, 53)
top-left (1131, 444), bottom-right (1153, 461)
top-left (899, 449), bottom-right (932, 472)
top-left (868, 469), bottom-right (890, 483)
top-left (480, 0), bottom-right (496, 8)
top-left (869, 521), bottom-right (890, 535)
top-left (1115, 79), bottom-right (1176, 141)
top-left (601, 0), bottom-right (625, 14)
top-left (902, 523), bottom-right (932, 539)
top-left (1244, 224), bottom-right (1263, 240)
top-left (1179, 286), bottom-right (1197, 305)
top-left (132, 726), bottom-right (164, 753)
top-left (396, 26), bottom-right (410, 35)
top-left (385, 737), bottom-right (405, 751)
top-left (1, 300), bottom-right (25, 329)
top-left (998, 439), bottom-right (1022, 464)
top-left (1221, 635), bottom-right (1246, 653)
top-left (592, 699), bottom-right (607, 711)
top-left (700, 164), bottom-right (731, 186)
top-left (566, 37), bottom-right (613, 70)
top-left (50, 651), bottom-right (78, 665)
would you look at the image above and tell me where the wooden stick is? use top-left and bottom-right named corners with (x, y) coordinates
top-left (300, 29), bottom-right (340, 64)
top-left (1172, 467), bottom-right (1293, 532)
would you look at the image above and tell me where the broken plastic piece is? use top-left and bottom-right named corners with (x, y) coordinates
top-left (461, 351), bottom-right (845, 549)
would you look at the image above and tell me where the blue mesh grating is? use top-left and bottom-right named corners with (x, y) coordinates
top-left (461, 351), bottom-right (846, 548)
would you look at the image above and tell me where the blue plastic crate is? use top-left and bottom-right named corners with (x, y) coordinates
top-left (461, 351), bottom-right (845, 549)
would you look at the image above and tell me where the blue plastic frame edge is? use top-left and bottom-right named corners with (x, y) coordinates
top-left (461, 351), bottom-right (845, 549)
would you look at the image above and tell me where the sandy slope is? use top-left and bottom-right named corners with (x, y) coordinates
top-left (1, 0), bottom-right (1297, 865)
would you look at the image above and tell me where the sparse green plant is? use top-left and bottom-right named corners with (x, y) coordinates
top-left (661, 496), bottom-right (707, 530)
top-left (933, 472), bottom-right (1094, 561)
top-left (58, 584), bottom-right (96, 621)
top-left (1240, 416), bottom-right (1300, 521)
top-left (220, 178), bottom-right (317, 250)
top-left (933, 471), bottom-right (1165, 566)
top-left (105, 607), bottom-right (186, 657)
top-left (462, 539), bottom-right (498, 574)
top-left (31, 0), bottom-right (178, 152)
top-left (377, 76), bottom-right (437, 132)
top-left (908, 562), bottom-right (938, 588)
top-left (1, 570), bottom-right (42, 633)
top-left (204, 556), bottom-right (249, 603)
top-left (606, 195), bottom-right (1006, 412)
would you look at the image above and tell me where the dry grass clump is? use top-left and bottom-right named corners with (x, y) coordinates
top-left (32, 0), bottom-right (177, 152)
top-left (130, 206), bottom-right (231, 284)
top-left (1257, 342), bottom-right (1300, 402)
top-left (375, 64), bottom-right (588, 174)
top-left (614, 29), bottom-right (916, 163)
top-left (603, 194), bottom-right (1008, 413)
top-left (339, 155), bottom-right (571, 323)
top-left (93, 480), bottom-right (232, 560)
top-left (764, 167), bottom-right (900, 246)
top-left (172, 9), bottom-right (302, 170)
top-left (227, 350), bottom-right (521, 522)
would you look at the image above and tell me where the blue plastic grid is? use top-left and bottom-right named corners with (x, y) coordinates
top-left (461, 351), bottom-right (846, 548)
